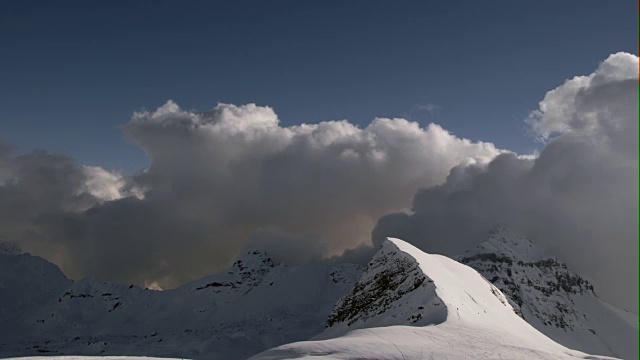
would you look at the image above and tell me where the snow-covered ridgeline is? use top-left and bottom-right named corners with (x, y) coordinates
top-left (0, 249), bottom-right (360, 360)
top-left (250, 238), bottom-right (621, 360)
top-left (458, 226), bottom-right (638, 359)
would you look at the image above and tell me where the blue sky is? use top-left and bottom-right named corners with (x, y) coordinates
top-left (1, 0), bottom-right (637, 173)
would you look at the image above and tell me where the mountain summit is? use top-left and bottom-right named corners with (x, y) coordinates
top-left (251, 238), bottom-right (622, 360)
top-left (1, 229), bottom-right (635, 359)
top-left (459, 226), bottom-right (638, 359)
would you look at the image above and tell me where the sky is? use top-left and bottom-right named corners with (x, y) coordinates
top-left (1, 0), bottom-right (637, 173)
top-left (0, 1), bottom-right (637, 313)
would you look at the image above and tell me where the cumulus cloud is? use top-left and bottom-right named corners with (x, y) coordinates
top-left (374, 52), bottom-right (639, 312)
top-left (1, 52), bottom-right (635, 314)
top-left (0, 101), bottom-right (501, 288)
top-left (526, 52), bottom-right (638, 142)
top-left (0, 147), bottom-right (131, 266)
top-left (81, 166), bottom-right (142, 202)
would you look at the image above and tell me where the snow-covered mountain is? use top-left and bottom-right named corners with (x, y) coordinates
top-left (251, 238), bottom-right (621, 360)
top-left (0, 248), bottom-right (360, 360)
top-left (2, 228), bottom-right (636, 360)
top-left (457, 226), bottom-right (638, 359)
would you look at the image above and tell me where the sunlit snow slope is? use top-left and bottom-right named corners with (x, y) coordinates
top-left (250, 238), bottom-right (620, 360)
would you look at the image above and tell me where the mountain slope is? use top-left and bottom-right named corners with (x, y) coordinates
top-left (458, 226), bottom-right (638, 359)
top-left (0, 249), bottom-right (360, 360)
top-left (250, 238), bottom-right (619, 360)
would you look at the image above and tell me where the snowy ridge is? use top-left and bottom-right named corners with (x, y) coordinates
top-left (250, 238), bottom-right (619, 360)
top-left (0, 250), bottom-right (360, 360)
top-left (458, 226), bottom-right (638, 359)
top-left (1, 231), bottom-right (635, 360)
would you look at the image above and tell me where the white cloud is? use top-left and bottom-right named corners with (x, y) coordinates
top-left (81, 166), bottom-right (129, 202)
top-left (416, 103), bottom-right (440, 114)
top-left (375, 52), bottom-right (639, 312)
top-left (1, 52), bottom-right (635, 314)
top-left (0, 101), bottom-right (501, 288)
top-left (526, 52), bottom-right (638, 141)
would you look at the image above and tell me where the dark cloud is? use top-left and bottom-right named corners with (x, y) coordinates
top-left (373, 53), bottom-right (639, 312)
top-left (0, 146), bottom-right (131, 269)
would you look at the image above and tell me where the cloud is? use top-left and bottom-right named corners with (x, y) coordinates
top-left (0, 102), bottom-right (501, 288)
top-left (0, 146), bottom-right (131, 267)
top-left (81, 166), bottom-right (142, 202)
top-left (415, 103), bottom-right (440, 114)
top-left (404, 103), bottom-right (441, 121)
top-left (1, 52), bottom-right (635, 314)
top-left (526, 52), bottom-right (638, 142)
top-left (373, 52), bottom-right (639, 312)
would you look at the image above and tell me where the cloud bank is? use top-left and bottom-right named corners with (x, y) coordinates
top-left (374, 52), bottom-right (639, 312)
top-left (0, 101), bottom-right (500, 287)
top-left (0, 52), bottom-right (636, 313)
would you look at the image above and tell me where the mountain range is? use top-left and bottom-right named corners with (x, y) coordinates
top-left (1, 227), bottom-right (636, 359)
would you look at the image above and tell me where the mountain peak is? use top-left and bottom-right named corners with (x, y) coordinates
top-left (323, 238), bottom-right (444, 337)
top-left (0, 245), bottom-right (360, 359)
top-left (322, 237), bottom-right (543, 340)
top-left (458, 228), bottom-right (596, 317)
top-left (0, 241), bottom-right (23, 255)
top-left (232, 250), bottom-right (275, 271)
top-left (462, 225), bottom-right (544, 262)
top-left (456, 227), bottom-right (637, 359)
top-left (189, 250), bottom-right (277, 293)
top-left (253, 237), bottom-right (617, 360)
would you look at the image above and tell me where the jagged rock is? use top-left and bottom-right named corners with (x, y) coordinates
top-left (251, 238), bottom-right (622, 360)
top-left (457, 226), bottom-right (637, 359)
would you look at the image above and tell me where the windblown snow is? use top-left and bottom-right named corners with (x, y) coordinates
top-left (250, 238), bottom-right (623, 360)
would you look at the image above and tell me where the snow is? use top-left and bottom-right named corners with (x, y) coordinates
top-left (462, 226), bottom-right (546, 262)
top-left (458, 226), bottom-right (638, 359)
top-left (0, 251), bottom-right (360, 360)
top-left (250, 238), bottom-right (620, 360)
top-left (1, 229), bottom-right (635, 360)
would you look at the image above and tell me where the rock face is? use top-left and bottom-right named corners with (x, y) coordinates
top-left (251, 238), bottom-right (619, 360)
top-left (0, 250), bottom-right (360, 360)
top-left (458, 226), bottom-right (638, 360)
top-left (324, 240), bottom-right (444, 338)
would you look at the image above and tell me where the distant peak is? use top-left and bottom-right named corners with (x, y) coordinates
top-left (239, 249), bottom-right (269, 258)
top-left (0, 241), bottom-right (23, 255)
top-left (233, 250), bottom-right (275, 270)
top-left (458, 226), bottom-right (599, 332)
top-left (462, 226), bottom-right (544, 262)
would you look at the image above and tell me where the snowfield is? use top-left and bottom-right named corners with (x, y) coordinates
top-left (0, 248), bottom-right (360, 360)
top-left (249, 238), bottom-right (621, 360)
